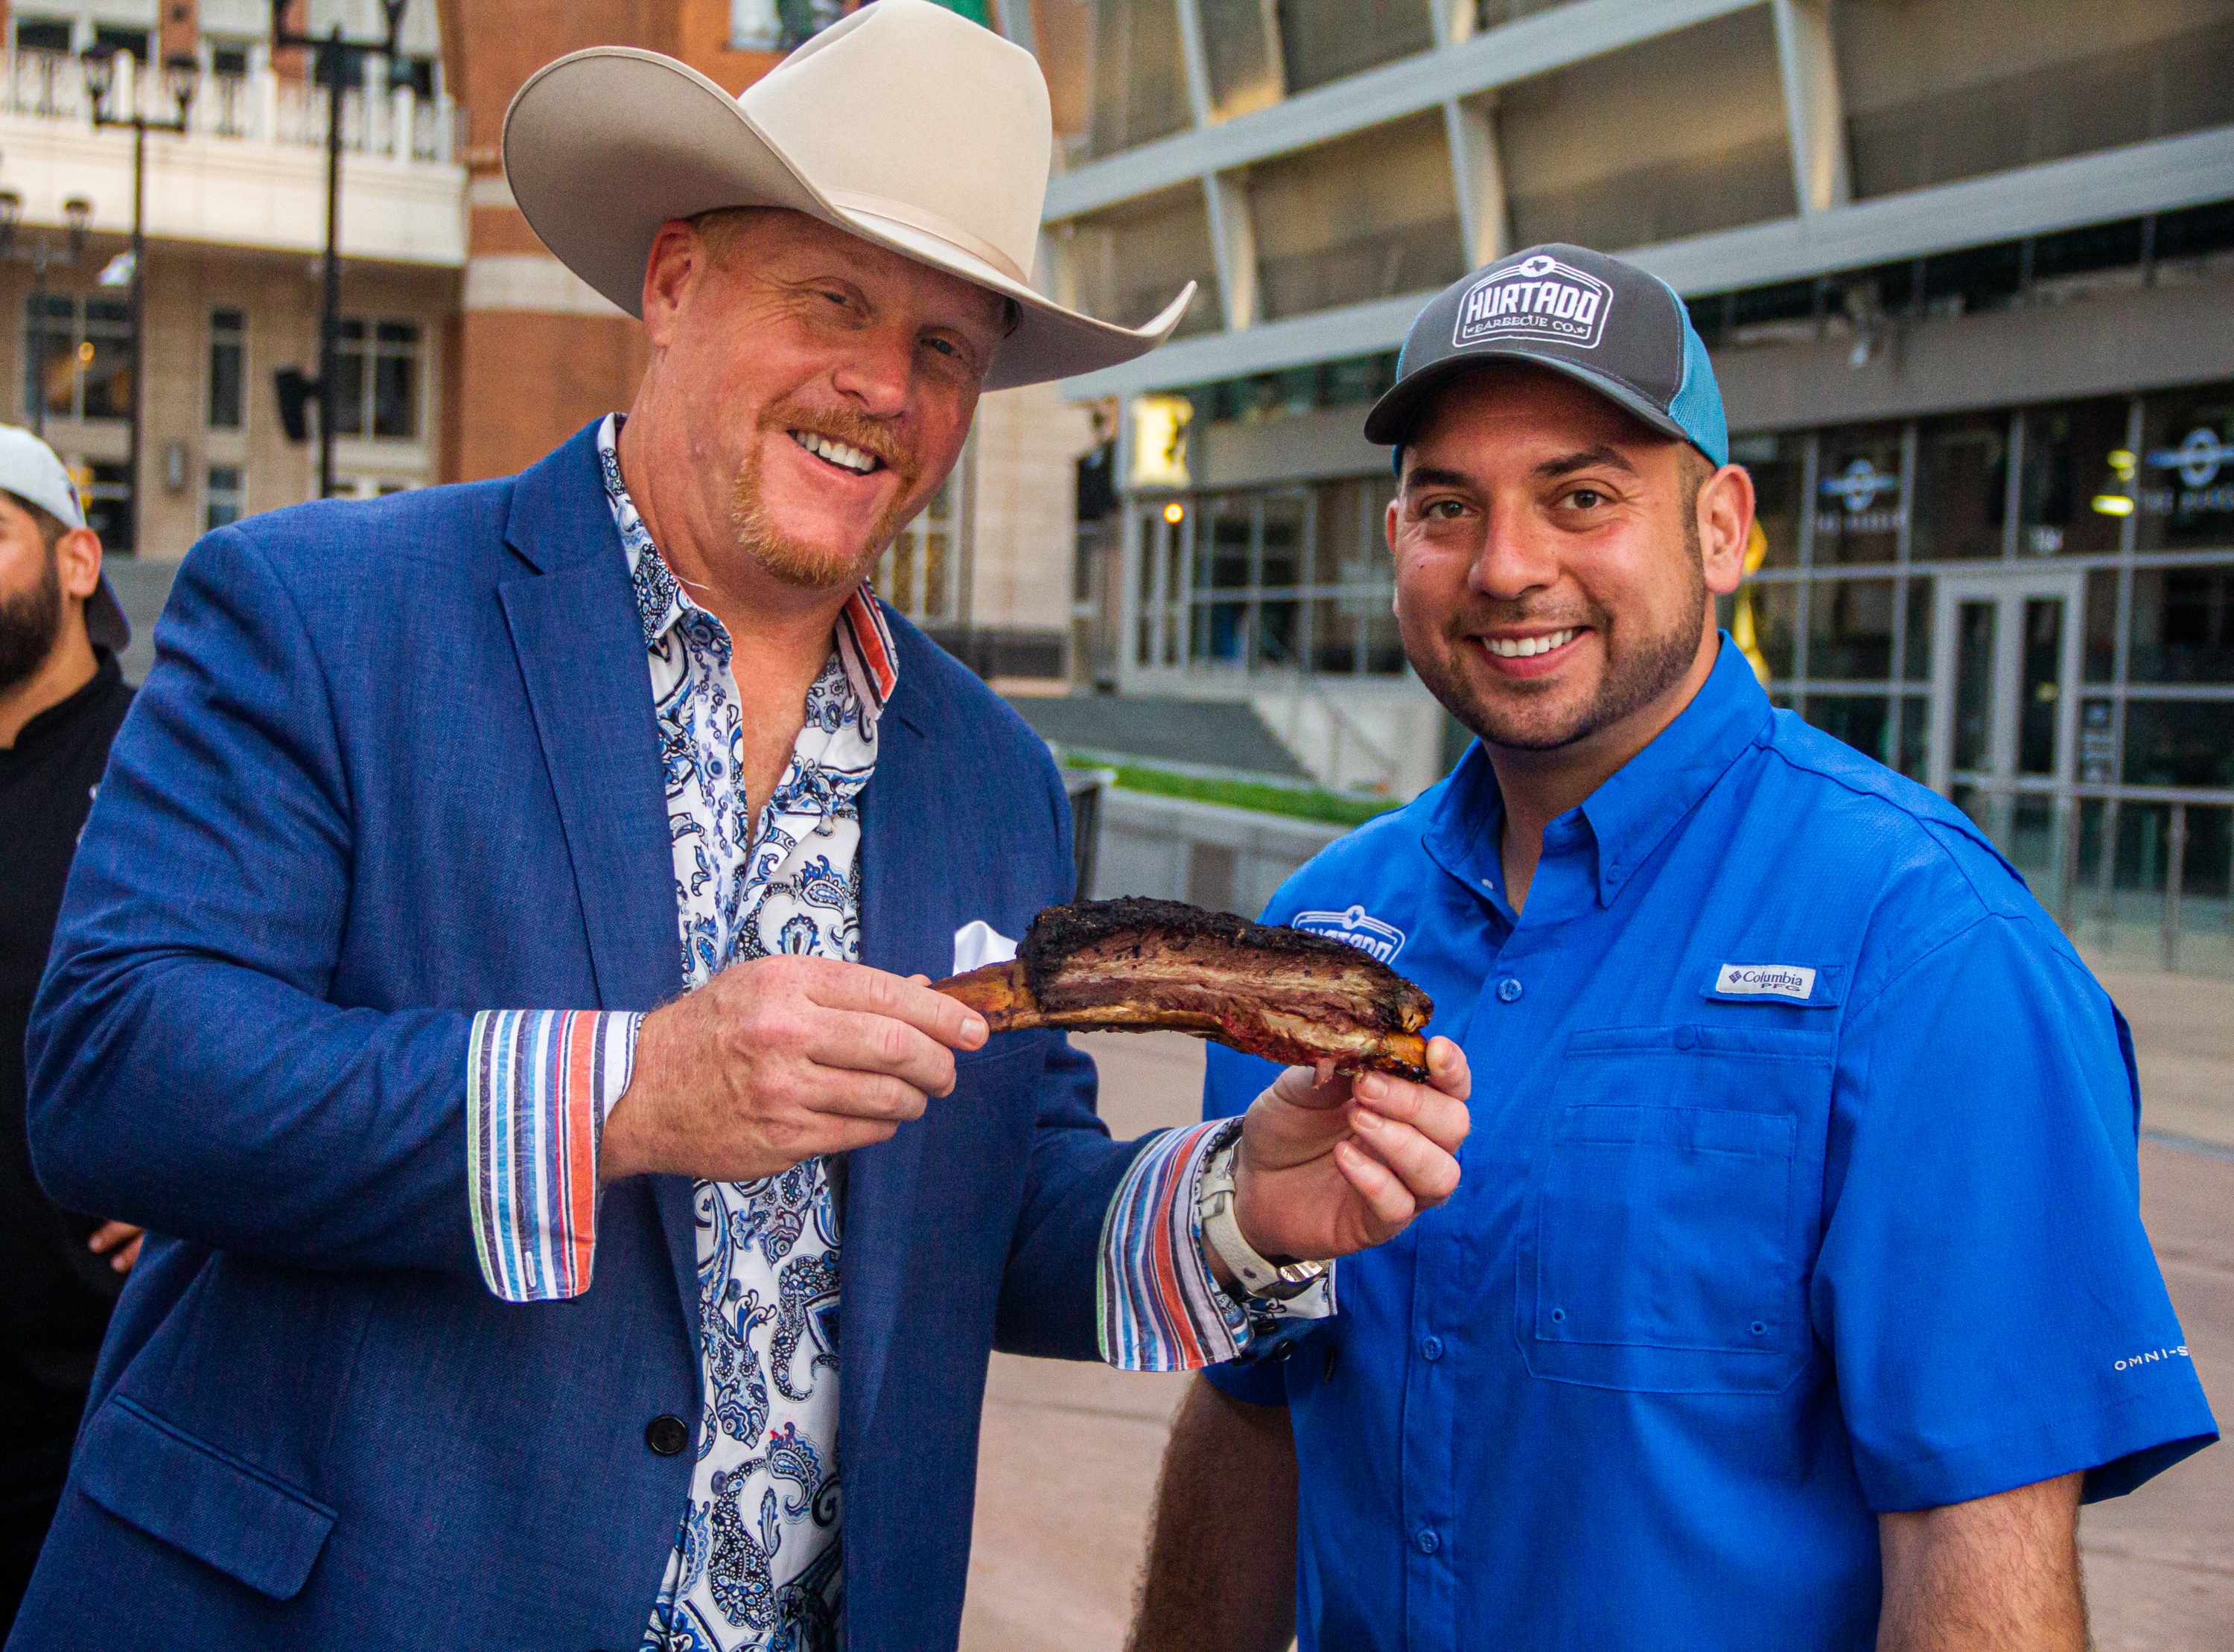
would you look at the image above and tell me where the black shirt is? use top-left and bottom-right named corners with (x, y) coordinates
top-left (1, 651), bottom-right (134, 1425)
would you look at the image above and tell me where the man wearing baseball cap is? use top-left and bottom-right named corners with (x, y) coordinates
top-left (0, 426), bottom-right (141, 1631)
top-left (1131, 244), bottom-right (2216, 1652)
top-left (16, 5), bottom-right (1468, 1646)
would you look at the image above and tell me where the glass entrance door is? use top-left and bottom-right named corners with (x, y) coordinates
top-left (1928, 572), bottom-right (2085, 880)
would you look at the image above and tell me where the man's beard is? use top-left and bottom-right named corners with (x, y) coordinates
top-left (730, 403), bottom-right (923, 591)
top-left (1410, 526), bottom-right (1708, 755)
top-left (0, 543), bottom-right (62, 692)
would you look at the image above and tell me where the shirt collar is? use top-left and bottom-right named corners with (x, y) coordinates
top-left (1425, 637), bottom-right (1772, 908)
top-left (593, 413), bottom-right (898, 719)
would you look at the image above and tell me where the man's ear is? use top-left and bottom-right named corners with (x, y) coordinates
top-left (54, 526), bottom-right (102, 603)
top-left (1698, 463), bottom-right (1754, 598)
top-left (639, 220), bottom-right (707, 348)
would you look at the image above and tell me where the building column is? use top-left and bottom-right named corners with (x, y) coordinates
top-left (1772, 0), bottom-right (1851, 215)
top-left (1444, 95), bottom-right (1506, 269)
top-left (1203, 172), bottom-right (1260, 331)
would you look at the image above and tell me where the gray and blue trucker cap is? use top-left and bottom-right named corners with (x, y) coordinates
top-left (1364, 243), bottom-right (1728, 468)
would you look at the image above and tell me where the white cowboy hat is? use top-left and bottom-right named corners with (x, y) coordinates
top-left (502, 0), bottom-right (1194, 391)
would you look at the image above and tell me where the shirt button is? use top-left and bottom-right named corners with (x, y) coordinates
top-left (1673, 1025), bottom-right (1697, 1050)
top-left (1496, 977), bottom-right (1523, 1004)
top-left (644, 1414), bottom-right (690, 1456)
top-left (1419, 1334), bottom-right (1444, 1362)
top-left (1415, 1526), bottom-right (1440, 1555)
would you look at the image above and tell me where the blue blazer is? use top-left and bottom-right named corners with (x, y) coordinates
top-left (17, 424), bottom-right (1142, 1648)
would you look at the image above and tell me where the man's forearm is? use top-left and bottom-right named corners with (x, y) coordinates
top-left (1877, 1472), bottom-right (2087, 1652)
top-left (1128, 1376), bottom-right (1298, 1652)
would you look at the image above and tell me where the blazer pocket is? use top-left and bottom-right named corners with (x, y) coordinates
top-left (76, 1395), bottom-right (337, 1601)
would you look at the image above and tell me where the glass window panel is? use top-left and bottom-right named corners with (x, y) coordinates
top-left (1833, 0), bottom-right (2234, 200)
top-left (1062, 185), bottom-right (1223, 339)
top-left (2016, 596), bottom-right (2064, 776)
top-left (2019, 398), bottom-right (2128, 556)
top-left (1808, 577), bottom-right (1897, 679)
top-left (1731, 432), bottom-right (1804, 570)
top-left (1249, 112), bottom-right (1466, 321)
top-left (1198, 500), bottom-right (1251, 590)
top-left (1754, 581), bottom-right (1798, 680)
top-left (79, 329), bottom-right (132, 422)
top-left (2128, 567), bottom-right (2234, 683)
top-left (1903, 575), bottom-right (1932, 681)
top-left (2084, 569), bottom-right (2119, 683)
top-left (1814, 424), bottom-right (1906, 565)
top-left (1952, 599), bottom-right (1997, 772)
top-left (1087, 0), bottom-right (1192, 160)
top-left (208, 308), bottom-right (244, 430)
top-left (1803, 693), bottom-right (1894, 768)
top-left (2135, 380), bottom-right (2234, 552)
top-left (1275, 0), bottom-right (1435, 95)
top-left (86, 461), bottom-right (130, 552)
top-left (372, 350), bottom-right (417, 440)
top-left (1897, 696), bottom-right (1929, 779)
top-left (1361, 602), bottom-right (1406, 674)
top-left (2080, 697), bottom-right (2117, 785)
top-left (205, 465), bottom-right (243, 532)
top-left (1912, 412), bottom-right (2006, 561)
top-left (1192, 599), bottom-right (1247, 665)
top-left (1306, 595), bottom-right (1357, 673)
top-left (1255, 596), bottom-right (1299, 669)
top-left (1499, 6), bottom-right (1791, 252)
top-left (2122, 699), bottom-right (2234, 788)
top-left (1311, 478), bottom-right (1368, 585)
top-left (1197, 0), bottom-right (1282, 119)
top-left (329, 348), bottom-right (364, 436)
top-left (889, 532), bottom-right (917, 611)
top-left (1260, 492), bottom-right (1304, 588)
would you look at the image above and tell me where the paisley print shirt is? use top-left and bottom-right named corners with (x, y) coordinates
top-left (462, 415), bottom-right (1319, 1651)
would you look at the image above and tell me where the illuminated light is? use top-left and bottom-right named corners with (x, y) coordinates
top-left (1162, 502), bottom-right (1185, 524)
top-left (1128, 394), bottom-right (1193, 489)
top-left (2091, 493), bottom-right (2136, 517)
top-left (75, 340), bottom-right (93, 366)
top-left (2107, 450), bottom-right (2137, 478)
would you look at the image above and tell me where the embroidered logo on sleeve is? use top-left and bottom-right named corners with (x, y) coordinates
top-left (1715, 963), bottom-right (1816, 1001)
top-left (1293, 905), bottom-right (1407, 965)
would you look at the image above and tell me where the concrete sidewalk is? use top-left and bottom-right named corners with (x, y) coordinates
top-left (960, 978), bottom-right (2234, 1652)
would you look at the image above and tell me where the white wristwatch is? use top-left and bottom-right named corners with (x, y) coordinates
top-left (1196, 1126), bottom-right (1329, 1302)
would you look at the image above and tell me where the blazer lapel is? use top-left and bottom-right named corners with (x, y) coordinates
top-left (842, 672), bottom-right (945, 1447)
top-left (496, 427), bottom-right (698, 1319)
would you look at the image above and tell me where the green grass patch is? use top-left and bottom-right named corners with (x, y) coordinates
top-left (1076, 759), bottom-right (1402, 828)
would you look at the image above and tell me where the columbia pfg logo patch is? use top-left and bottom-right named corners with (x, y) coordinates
top-left (1293, 905), bottom-right (1406, 965)
top-left (1454, 253), bottom-right (1612, 351)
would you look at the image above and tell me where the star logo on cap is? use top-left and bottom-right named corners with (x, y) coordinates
top-left (1518, 254), bottom-right (1557, 278)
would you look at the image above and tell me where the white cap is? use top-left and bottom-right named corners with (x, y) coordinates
top-left (0, 424), bottom-right (128, 651)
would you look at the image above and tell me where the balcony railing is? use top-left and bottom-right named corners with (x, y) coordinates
top-left (0, 50), bottom-right (462, 165)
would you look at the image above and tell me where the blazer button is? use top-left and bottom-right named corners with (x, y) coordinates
top-left (645, 1414), bottom-right (690, 1456)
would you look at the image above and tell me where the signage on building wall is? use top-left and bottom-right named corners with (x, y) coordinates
top-left (1129, 394), bottom-right (1192, 490)
top-left (1815, 456), bottom-right (1903, 535)
top-left (2143, 427), bottom-right (2234, 514)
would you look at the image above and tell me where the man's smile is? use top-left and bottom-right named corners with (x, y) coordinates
top-left (789, 427), bottom-right (887, 477)
top-left (1471, 626), bottom-right (1590, 677)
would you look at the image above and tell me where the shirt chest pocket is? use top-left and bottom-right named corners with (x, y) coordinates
top-left (1515, 1024), bottom-right (1830, 1394)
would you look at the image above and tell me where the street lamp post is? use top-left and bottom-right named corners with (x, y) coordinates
top-left (269, 0), bottom-right (413, 500)
top-left (83, 48), bottom-right (198, 554)
top-left (0, 188), bottom-right (94, 439)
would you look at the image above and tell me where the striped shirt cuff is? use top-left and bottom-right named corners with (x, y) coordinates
top-left (467, 1009), bottom-right (641, 1303)
top-left (1096, 1120), bottom-right (1336, 1371)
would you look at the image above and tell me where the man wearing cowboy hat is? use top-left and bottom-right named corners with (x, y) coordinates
top-left (14, 5), bottom-right (1469, 1648)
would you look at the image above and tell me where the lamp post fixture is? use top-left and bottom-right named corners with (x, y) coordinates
top-left (269, 0), bottom-right (412, 500)
top-left (0, 185), bottom-right (93, 439)
top-left (83, 46), bottom-right (197, 553)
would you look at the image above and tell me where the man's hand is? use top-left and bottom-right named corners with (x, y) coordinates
top-left (87, 1220), bottom-right (144, 1274)
top-left (600, 955), bottom-right (987, 1184)
top-left (1229, 1036), bottom-right (1469, 1265)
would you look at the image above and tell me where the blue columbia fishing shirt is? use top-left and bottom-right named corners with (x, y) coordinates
top-left (1203, 640), bottom-right (2217, 1652)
